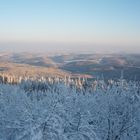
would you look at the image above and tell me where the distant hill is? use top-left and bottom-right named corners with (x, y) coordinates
top-left (0, 62), bottom-right (68, 77)
top-left (10, 53), bottom-right (57, 68)
top-left (0, 52), bottom-right (140, 80)
top-left (57, 54), bottom-right (140, 80)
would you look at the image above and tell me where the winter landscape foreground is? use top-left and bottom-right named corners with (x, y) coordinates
top-left (0, 78), bottom-right (140, 140)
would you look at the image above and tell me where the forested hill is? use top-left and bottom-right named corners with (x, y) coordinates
top-left (0, 79), bottom-right (140, 140)
top-left (0, 52), bottom-right (140, 81)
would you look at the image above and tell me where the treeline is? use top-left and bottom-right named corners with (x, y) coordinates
top-left (1, 73), bottom-right (139, 94)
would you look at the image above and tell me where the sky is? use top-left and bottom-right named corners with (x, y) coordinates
top-left (0, 0), bottom-right (140, 53)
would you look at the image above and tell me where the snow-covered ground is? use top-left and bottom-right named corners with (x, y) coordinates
top-left (0, 80), bottom-right (140, 140)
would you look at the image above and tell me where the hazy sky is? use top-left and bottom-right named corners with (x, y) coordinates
top-left (0, 0), bottom-right (140, 53)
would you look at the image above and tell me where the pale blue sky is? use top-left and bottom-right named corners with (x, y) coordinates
top-left (0, 0), bottom-right (140, 53)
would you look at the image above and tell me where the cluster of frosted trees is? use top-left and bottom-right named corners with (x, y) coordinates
top-left (0, 78), bottom-right (140, 140)
top-left (0, 73), bottom-right (115, 87)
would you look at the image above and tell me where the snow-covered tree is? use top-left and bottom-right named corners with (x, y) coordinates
top-left (0, 79), bottom-right (139, 140)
